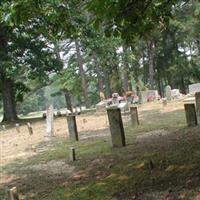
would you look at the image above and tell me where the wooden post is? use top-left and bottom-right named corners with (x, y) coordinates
top-left (27, 122), bottom-right (33, 135)
top-left (15, 124), bottom-right (20, 133)
top-left (195, 92), bottom-right (200, 120)
top-left (2, 125), bottom-right (6, 131)
top-left (67, 114), bottom-right (79, 141)
top-left (69, 147), bottom-right (76, 161)
top-left (184, 104), bottom-right (198, 127)
top-left (107, 107), bottom-right (126, 147)
top-left (9, 187), bottom-right (19, 200)
top-left (130, 106), bottom-right (139, 126)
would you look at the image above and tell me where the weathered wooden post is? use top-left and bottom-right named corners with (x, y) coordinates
top-left (130, 106), bottom-right (139, 126)
top-left (67, 114), bottom-right (79, 141)
top-left (9, 187), bottom-right (19, 200)
top-left (69, 147), bottom-right (76, 161)
top-left (2, 125), bottom-right (6, 131)
top-left (15, 124), bottom-right (20, 133)
top-left (107, 106), bottom-right (126, 147)
top-left (27, 122), bottom-right (33, 135)
top-left (195, 92), bottom-right (200, 120)
top-left (184, 104), bottom-right (198, 127)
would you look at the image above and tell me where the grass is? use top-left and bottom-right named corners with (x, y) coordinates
top-left (1, 101), bottom-right (200, 199)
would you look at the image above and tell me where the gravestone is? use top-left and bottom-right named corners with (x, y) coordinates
top-left (67, 114), bottom-right (78, 141)
top-left (46, 104), bottom-right (54, 137)
top-left (107, 107), bottom-right (126, 147)
top-left (184, 104), bottom-right (198, 127)
top-left (165, 85), bottom-right (172, 101)
top-left (147, 90), bottom-right (159, 101)
top-left (195, 92), bottom-right (200, 120)
top-left (171, 89), bottom-right (180, 99)
top-left (189, 83), bottom-right (200, 94)
top-left (15, 124), bottom-right (20, 133)
top-left (27, 122), bottom-right (33, 135)
top-left (130, 106), bottom-right (139, 126)
top-left (139, 91), bottom-right (148, 104)
top-left (118, 101), bottom-right (129, 113)
top-left (9, 187), bottom-right (19, 200)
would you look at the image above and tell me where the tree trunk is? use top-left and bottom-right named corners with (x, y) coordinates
top-left (64, 89), bottom-right (73, 113)
top-left (74, 39), bottom-right (90, 108)
top-left (103, 68), bottom-right (112, 98)
top-left (122, 46), bottom-right (129, 92)
top-left (147, 40), bottom-right (155, 89)
top-left (0, 76), bottom-right (18, 122)
top-left (96, 64), bottom-right (104, 94)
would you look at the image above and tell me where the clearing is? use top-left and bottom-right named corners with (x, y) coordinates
top-left (1, 100), bottom-right (200, 200)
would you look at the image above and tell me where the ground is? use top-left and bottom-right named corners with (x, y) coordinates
top-left (1, 100), bottom-right (200, 200)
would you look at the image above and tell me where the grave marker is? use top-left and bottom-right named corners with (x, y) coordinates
top-left (9, 187), bottom-right (19, 200)
top-left (67, 114), bottom-right (78, 141)
top-left (189, 83), bottom-right (200, 94)
top-left (107, 107), bottom-right (126, 147)
top-left (27, 122), bottom-right (33, 135)
top-left (165, 85), bottom-right (172, 101)
top-left (195, 92), bottom-right (200, 120)
top-left (184, 104), bottom-right (198, 127)
top-left (130, 106), bottom-right (139, 126)
top-left (46, 104), bottom-right (54, 137)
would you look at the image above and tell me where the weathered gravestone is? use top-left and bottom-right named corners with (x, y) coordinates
top-left (195, 92), bottom-right (200, 120)
top-left (165, 85), bottom-right (172, 101)
top-left (9, 187), bottom-right (19, 200)
top-left (189, 83), bottom-right (200, 94)
top-left (66, 114), bottom-right (79, 141)
top-left (171, 89), bottom-right (181, 99)
top-left (184, 104), bottom-right (198, 127)
top-left (46, 104), bottom-right (54, 137)
top-left (107, 106), bottom-right (126, 147)
top-left (139, 91), bottom-right (148, 104)
top-left (147, 90), bottom-right (159, 101)
top-left (27, 122), bottom-right (33, 135)
top-left (130, 106), bottom-right (139, 126)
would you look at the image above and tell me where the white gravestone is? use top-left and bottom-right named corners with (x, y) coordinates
top-left (46, 104), bottom-right (54, 137)
top-left (189, 83), bottom-right (200, 94)
top-left (165, 85), bottom-right (172, 101)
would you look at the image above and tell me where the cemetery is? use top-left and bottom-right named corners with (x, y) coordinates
top-left (0, 1), bottom-right (200, 200)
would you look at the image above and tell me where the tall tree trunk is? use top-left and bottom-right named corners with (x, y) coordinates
top-left (103, 68), bottom-right (112, 99)
top-left (122, 46), bottom-right (129, 92)
top-left (96, 64), bottom-right (104, 94)
top-left (196, 40), bottom-right (200, 56)
top-left (63, 89), bottom-right (73, 113)
top-left (74, 39), bottom-right (90, 108)
top-left (147, 40), bottom-right (155, 89)
top-left (122, 68), bottom-right (129, 92)
top-left (0, 76), bottom-right (18, 122)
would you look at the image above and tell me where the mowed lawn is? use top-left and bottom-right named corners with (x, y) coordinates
top-left (1, 100), bottom-right (200, 200)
